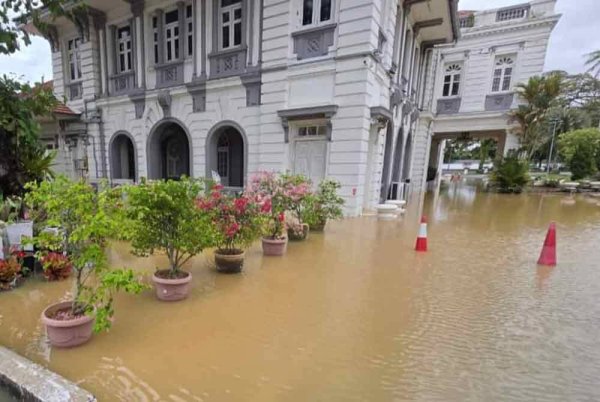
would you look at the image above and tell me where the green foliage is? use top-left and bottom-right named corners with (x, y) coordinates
top-left (25, 176), bottom-right (145, 332)
top-left (0, 195), bottom-right (26, 226)
top-left (490, 156), bottom-right (530, 193)
top-left (586, 50), bottom-right (600, 77)
top-left (510, 74), bottom-right (563, 160)
top-left (558, 128), bottom-right (600, 180)
top-left (0, 76), bottom-right (57, 197)
top-left (0, 0), bottom-right (84, 55)
top-left (302, 179), bottom-right (344, 229)
top-left (196, 185), bottom-right (266, 253)
top-left (125, 178), bottom-right (214, 276)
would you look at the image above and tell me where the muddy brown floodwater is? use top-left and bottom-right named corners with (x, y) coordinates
top-left (2, 184), bottom-right (600, 401)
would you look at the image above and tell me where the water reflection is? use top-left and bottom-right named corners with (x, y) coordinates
top-left (0, 182), bottom-right (600, 401)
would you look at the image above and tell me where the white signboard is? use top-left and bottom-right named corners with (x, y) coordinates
top-left (6, 222), bottom-right (34, 252)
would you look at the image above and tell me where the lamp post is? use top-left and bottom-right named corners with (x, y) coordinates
top-left (546, 118), bottom-right (560, 174)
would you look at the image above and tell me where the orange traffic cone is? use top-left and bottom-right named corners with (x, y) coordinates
top-left (415, 216), bottom-right (428, 252)
top-left (537, 223), bottom-right (557, 266)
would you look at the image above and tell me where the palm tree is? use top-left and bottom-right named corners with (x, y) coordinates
top-left (510, 74), bottom-right (563, 160)
top-left (586, 50), bottom-right (600, 77)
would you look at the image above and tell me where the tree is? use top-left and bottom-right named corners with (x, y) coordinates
top-left (510, 74), bottom-right (563, 161)
top-left (558, 128), bottom-right (600, 180)
top-left (0, 1), bottom-right (89, 197)
top-left (489, 154), bottom-right (530, 193)
top-left (0, 75), bottom-right (57, 197)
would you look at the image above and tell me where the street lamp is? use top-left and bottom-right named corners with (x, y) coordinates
top-left (546, 118), bottom-right (560, 174)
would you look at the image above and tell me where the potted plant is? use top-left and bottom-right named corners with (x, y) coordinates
top-left (126, 178), bottom-right (214, 301)
top-left (0, 254), bottom-right (22, 291)
top-left (197, 185), bottom-right (265, 273)
top-left (302, 179), bottom-right (344, 232)
top-left (39, 252), bottom-right (72, 281)
top-left (25, 177), bottom-right (146, 347)
top-left (246, 172), bottom-right (290, 256)
top-left (281, 174), bottom-right (312, 241)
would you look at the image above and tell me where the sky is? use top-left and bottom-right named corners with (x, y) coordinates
top-left (0, 0), bottom-right (598, 83)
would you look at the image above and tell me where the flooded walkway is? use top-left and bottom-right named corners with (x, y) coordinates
top-left (1, 184), bottom-right (600, 401)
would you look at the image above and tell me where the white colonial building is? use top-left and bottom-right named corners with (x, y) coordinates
top-left (31, 0), bottom-right (461, 215)
top-left (415, 0), bottom-right (560, 187)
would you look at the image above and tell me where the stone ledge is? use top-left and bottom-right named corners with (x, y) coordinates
top-left (0, 346), bottom-right (96, 402)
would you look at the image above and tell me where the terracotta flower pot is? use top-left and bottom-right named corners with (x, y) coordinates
top-left (152, 270), bottom-right (192, 301)
top-left (288, 223), bottom-right (310, 241)
top-left (214, 250), bottom-right (245, 273)
top-left (262, 237), bottom-right (287, 256)
top-left (41, 301), bottom-right (94, 348)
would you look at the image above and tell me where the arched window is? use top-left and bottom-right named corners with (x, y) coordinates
top-left (492, 56), bottom-right (514, 92)
top-left (443, 63), bottom-right (462, 97)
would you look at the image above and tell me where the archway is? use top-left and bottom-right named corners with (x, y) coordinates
top-left (206, 122), bottom-right (246, 188)
top-left (110, 132), bottom-right (136, 181)
top-left (147, 120), bottom-right (191, 180)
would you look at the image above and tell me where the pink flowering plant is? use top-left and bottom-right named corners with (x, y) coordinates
top-left (197, 185), bottom-right (266, 254)
top-left (245, 172), bottom-right (313, 239)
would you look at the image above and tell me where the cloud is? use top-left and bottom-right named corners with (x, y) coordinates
top-left (0, 36), bottom-right (52, 83)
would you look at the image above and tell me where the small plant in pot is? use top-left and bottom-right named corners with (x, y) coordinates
top-left (197, 185), bottom-right (265, 273)
top-left (126, 178), bottom-right (214, 301)
top-left (39, 252), bottom-right (72, 281)
top-left (281, 174), bottom-right (312, 241)
top-left (0, 254), bottom-right (22, 291)
top-left (25, 177), bottom-right (146, 348)
top-left (302, 179), bottom-right (344, 232)
top-left (246, 172), bottom-right (290, 256)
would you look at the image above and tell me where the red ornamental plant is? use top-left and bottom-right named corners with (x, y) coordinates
top-left (197, 185), bottom-right (266, 254)
top-left (0, 256), bottom-right (21, 291)
top-left (40, 252), bottom-right (73, 281)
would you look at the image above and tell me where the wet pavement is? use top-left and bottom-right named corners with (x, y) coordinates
top-left (1, 183), bottom-right (600, 401)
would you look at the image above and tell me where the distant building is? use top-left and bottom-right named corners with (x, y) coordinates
top-left (31, 0), bottom-right (459, 215)
top-left (413, 0), bottom-right (560, 189)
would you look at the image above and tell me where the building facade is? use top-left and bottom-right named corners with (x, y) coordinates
top-left (412, 0), bottom-right (560, 188)
top-left (34, 0), bottom-right (458, 216)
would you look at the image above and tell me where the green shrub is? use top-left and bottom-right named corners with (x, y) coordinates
top-left (490, 157), bottom-right (530, 193)
top-left (302, 179), bottom-right (344, 229)
top-left (559, 128), bottom-right (600, 179)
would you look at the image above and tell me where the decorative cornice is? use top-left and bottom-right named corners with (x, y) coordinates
top-left (277, 105), bottom-right (338, 143)
top-left (460, 15), bottom-right (560, 39)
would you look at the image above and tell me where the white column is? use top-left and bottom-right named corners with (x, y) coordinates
top-left (99, 28), bottom-right (107, 95)
top-left (135, 16), bottom-right (143, 87)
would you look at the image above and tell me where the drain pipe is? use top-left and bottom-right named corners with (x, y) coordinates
top-left (83, 98), bottom-right (107, 179)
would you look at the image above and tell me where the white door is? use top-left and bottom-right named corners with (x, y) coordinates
top-left (294, 141), bottom-right (327, 184)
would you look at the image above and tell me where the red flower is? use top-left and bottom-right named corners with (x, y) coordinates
top-left (234, 197), bottom-right (248, 214)
top-left (261, 198), bottom-right (272, 213)
top-left (278, 212), bottom-right (285, 222)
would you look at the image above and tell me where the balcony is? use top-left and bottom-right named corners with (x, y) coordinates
top-left (484, 93), bottom-right (514, 111)
top-left (110, 71), bottom-right (135, 96)
top-left (496, 5), bottom-right (530, 22)
top-left (437, 98), bottom-right (461, 115)
top-left (67, 82), bottom-right (83, 101)
top-left (155, 61), bottom-right (184, 89)
top-left (208, 47), bottom-right (247, 79)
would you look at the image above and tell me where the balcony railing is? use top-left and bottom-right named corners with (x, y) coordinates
top-left (496, 5), bottom-right (530, 22)
top-left (68, 82), bottom-right (83, 100)
top-left (155, 61), bottom-right (184, 89)
top-left (110, 71), bottom-right (135, 95)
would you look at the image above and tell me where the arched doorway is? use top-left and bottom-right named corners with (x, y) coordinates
top-left (147, 120), bottom-right (191, 180)
top-left (206, 123), bottom-right (245, 188)
top-left (110, 132), bottom-right (136, 181)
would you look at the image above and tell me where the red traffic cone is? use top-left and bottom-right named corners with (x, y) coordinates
top-left (415, 216), bottom-right (428, 252)
top-left (537, 223), bottom-right (557, 266)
